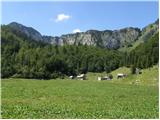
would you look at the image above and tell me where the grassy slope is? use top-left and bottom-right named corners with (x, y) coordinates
top-left (1, 66), bottom-right (159, 119)
top-left (87, 65), bottom-right (158, 86)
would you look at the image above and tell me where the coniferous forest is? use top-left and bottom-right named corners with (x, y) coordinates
top-left (1, 25), bottom-right (159, 79)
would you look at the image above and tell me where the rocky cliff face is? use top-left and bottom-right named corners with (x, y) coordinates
top-left (58, 19), bottom-right (158, 49)
top-left (42, 36), bottom-right (63, 45)
top-left (57, 27), bottom-right (141, 49)
top-left (7, 19), bottom-right (159, 49)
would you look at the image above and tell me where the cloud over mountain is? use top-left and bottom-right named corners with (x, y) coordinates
top-left (55, 13), bottom-right (71, 22)
top-left (73, 28), bottom-right (81, 33)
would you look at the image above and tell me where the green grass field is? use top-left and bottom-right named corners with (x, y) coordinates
top-left (1, 66), bottom-right (159, 119)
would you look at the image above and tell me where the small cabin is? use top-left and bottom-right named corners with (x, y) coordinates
top-left (98, 76), bottom-right (111, 81)
top-left (77, 74), bottom-right (86, 80)
top-left (69, 76), bottom-right (74, 79)
top-left (117, 73), bottom-right (127, 79)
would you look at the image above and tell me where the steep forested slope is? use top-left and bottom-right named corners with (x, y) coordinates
top-left (1, 25), bottom-right (124, 79)
top-left (122, 32), bottom-right (159, 68)
top-left (1, 20), bottom-right (159, 79)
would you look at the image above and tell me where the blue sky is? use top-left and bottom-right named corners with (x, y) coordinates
top-left (2, 1), bottom-right (159, 36)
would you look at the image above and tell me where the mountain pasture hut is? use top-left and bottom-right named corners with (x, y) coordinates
top-left (77, 74), bottom-right (86, 80)
top-left (98, 76), bottom-right (112, 81)
top-left (69, 76), bottom-right (74, 79)
top-left (117, 73), bottom-right (127, 79)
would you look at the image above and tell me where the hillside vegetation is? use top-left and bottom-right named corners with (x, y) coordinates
top-left (87, 65), bottom-right (158, 86)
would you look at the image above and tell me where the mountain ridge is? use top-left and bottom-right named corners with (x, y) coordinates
top-left (5, 19), bottom-right (159, 50)
top-left (1, 20), bottom-right (159, 79)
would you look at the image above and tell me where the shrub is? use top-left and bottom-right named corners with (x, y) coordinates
top-left (131, 65), bottom-right (136, 74)
top-left (108, 74), bottom-right (113, 79)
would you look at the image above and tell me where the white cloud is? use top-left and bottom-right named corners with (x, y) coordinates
top-left (73, 29), bottom-right (81, 33)
top-left (55, 13), bottom-right (71, 22)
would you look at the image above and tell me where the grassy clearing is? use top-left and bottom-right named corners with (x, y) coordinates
top-left (1, 66), bottom-right (159, 119)
top-left (87, 65), bottom-right (158, 86)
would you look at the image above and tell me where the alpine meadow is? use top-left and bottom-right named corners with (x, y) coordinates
top-left (1, 1), bottom-right (159, 119)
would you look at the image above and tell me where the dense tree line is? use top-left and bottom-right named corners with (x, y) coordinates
top-left (1, 25), bottom-right (159, 79)
top-left (122, 32), bottom-right (159, 69)
top-left (1, 25), bottom-right (123, 79)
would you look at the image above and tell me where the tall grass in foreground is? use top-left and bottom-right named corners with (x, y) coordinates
top-left (2, 77), bottom-right (158, 118)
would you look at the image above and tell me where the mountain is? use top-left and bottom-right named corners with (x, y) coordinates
top-left (61, 28), bottom-right (141, 49)
top-left (52, 19), bottom-right (159, 50)
top-left (1, 20), bottom-right (159, 79)
top-left (118, 19), bottom-right (159, 52)
top-left (5, 19), bottom-right (159, 50)
top-left (140, 19), bottom-right (159, 42)
top-left (7, 22), bottom-right (63, 45)
top-left (8, 22), bottom-right (43, 41)
top-left (42, 36), bottom-right (63, 45)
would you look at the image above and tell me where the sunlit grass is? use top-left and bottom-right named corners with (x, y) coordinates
top-left (1, 66), bottom-right (159, 118)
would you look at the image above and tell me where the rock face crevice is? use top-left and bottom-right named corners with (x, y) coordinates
top-left (7, 19), bottom-right (159, 49)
